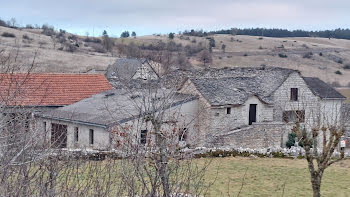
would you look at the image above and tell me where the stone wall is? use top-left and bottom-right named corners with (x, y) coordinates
top-left (273, 72), bottom-right (320, 126)
top-left (210, 122), bottom-right (291, 149)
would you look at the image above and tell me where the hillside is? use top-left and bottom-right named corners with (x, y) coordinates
top-left (1, 26), bottom-right (350, 87)
top-left (0, 26), bottom-right (115, 73)
top-left (118, 34), bottom-right (350, 87)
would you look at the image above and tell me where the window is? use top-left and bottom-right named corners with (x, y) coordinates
top-left (89, 129), bottom-right (94, 145)
top-left (226, 107), bottom-right (231, 114)
top-left (74, 127), bottom-right (79, 142)
top-left (283, 110), bottom-right (305, 123)
top-left (179, 128), bottom-right (188, 141)
top-left (290, 88), bottom-right (298, 101)
top-left (43, 121), bottom-right (47, 132)
top-left (140, 129), bottom-right (148, 144)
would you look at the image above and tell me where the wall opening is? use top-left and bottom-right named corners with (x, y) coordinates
top-left (51, 123), bottom-right (67, 148)
top-left (89, 129), bottom-right (94, 145)
top-left (249, 104), bottom-right (257, 125)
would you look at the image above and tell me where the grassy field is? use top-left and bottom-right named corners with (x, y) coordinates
top-left (203, 157), bottom-right (350, 197)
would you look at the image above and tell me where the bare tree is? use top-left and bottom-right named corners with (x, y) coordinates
top-left (198, 49), bottom-right (212, 67)
top-left (108, 59), bottom-right (214, 196)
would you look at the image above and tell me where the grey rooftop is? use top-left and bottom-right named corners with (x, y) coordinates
top-left (38, 89), bottom-right (197, 128)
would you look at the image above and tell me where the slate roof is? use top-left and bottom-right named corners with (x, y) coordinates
top-left (303, 77), bottom-right (346, 99)
top-left (189, 67), bottom-right (296, 106)
top-left (106, 58), bottom-right (159, 80)
top-left (38, 89), bottom-right (197, 127)
top-left (0, 73), bottom-right (113, 106)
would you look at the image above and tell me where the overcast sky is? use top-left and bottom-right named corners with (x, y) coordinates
top-left (1, 0), bottom-right (349, 36)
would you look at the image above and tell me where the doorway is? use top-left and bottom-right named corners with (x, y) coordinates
top-left (249, 104), bottom-right (257, 125)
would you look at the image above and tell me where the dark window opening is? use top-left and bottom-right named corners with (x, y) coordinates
top-left (74, 127), bottom-right (79, 142)
top-left (51, 123), bottom-right (67, 148)
top-left (89, 129), bottom-right (94, 145)
top-left (249, 104), bottom-right (257, 125)
top-left (43, 121), bottom-right (47, 132)
top-left (283, 110), bottom-right (305, 123)
top-left (179, 128), bottom-right (188, 141)
top-left (226, 107), bottom-right (231, 114)
top-left (140, 129), bottom-right (148, 144)
top-left (291, 88), bottom-right (298, 101)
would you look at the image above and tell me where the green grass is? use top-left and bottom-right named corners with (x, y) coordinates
top-left (202, 157), bottom-right (350, 197)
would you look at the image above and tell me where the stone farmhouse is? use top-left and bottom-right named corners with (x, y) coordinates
top-left (34, 66), bottom-right (348, 150)
top-left (179, 67), bottom-right (346, 148)
top-left (37, 89), bottom-right (198, 150)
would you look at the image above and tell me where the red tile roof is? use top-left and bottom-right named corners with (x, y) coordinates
top-left (0, 73), bottom-right (113, 106)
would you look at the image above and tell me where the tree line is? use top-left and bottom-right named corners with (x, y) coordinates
top-left (182, 28), bottom-right (350, 40)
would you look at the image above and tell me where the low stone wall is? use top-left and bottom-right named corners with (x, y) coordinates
top-left (210, 122), bottom-right (291, 149)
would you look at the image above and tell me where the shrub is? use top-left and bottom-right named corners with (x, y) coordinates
top-left (338, 59), bottom-right (343, 64)
top-left (209, 38), bottom-right (215, 48)
top-left (120, 31), bottom-right (130, 38)
top-left (168, 32), bottom-right (175, 39)
top-left (243, 53), bottom-right (248, 56)
top-left (22, 34), bottom-right (31, 40)
top-left (0, 19), bottom-right (7, 27)
top-left (303, 52), bottom-right (313, 59)
top-left (343, 64), bottom-right (350, 69)
top-left (286, 132), bottom-right (297, 148)
top-left (84, 37), bottom-right (101, 43)
top-left (1, 32), bottom-right (16, 38)
top-left (91, 44), bottom-right (106, 53)
top-left (25, 24), bottom-right (33, 29)
top-left (319, 52), bottom-right (323, 56)
top-left (278, 53), bottom-right (287, 58)
top-left (65, 43), bottom-right (77, 52)
top-left (258, 37), bottom-right (263, 40)
top-left (335, 70), bottom-right (342, 75)
top-left (302, 44), bottom-right (309, 49)
top-left (258, 46), bottom-right (263, 50)
top-left (42, 24), bottom-right (55, 36)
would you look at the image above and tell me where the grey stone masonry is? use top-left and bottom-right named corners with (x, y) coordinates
top-left (210, 122), bottom-right (291, 149)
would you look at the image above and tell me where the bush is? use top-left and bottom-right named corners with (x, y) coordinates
top-left (302, 44), bottom-right (309, 49)
top-left (1, 32), bottom-right (16, 38)
top-left (84, 37), bottom-right (101, 43)
top-left (343, 64), bottom-right (350, 69)
top-left (278, 53), bottom-right (288, 58)
top-left (0, 19), bottom-right (7, 27)
top-left (120, 31), bottom-right (130, 38)
top-left (65, 43), bottom-right (77, 52)
top-left (338, 59), bottom-right (343, 64)
top-left (42, 24), bottom-right (55, 36)
top-left (319, 52), bottom-right (323, 56)
top-left (91, 44), bottom-right (106, 53)
top-left (209, 38), bottom-right (215, 48)
top-left (335, 70), bottom-right (342, 75)
top-left (168, 32), bottom-right (175, 39)
top-left (303, 52), bottom-right (313, 58)
top-left (22, 34), bottom-right (31, 40)
top-left (25, 24), bottom-right (34, 29)
top-left (286, 132), bottom-right (297, 148)
top-left (243, 53), bottom-right (248, 56)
